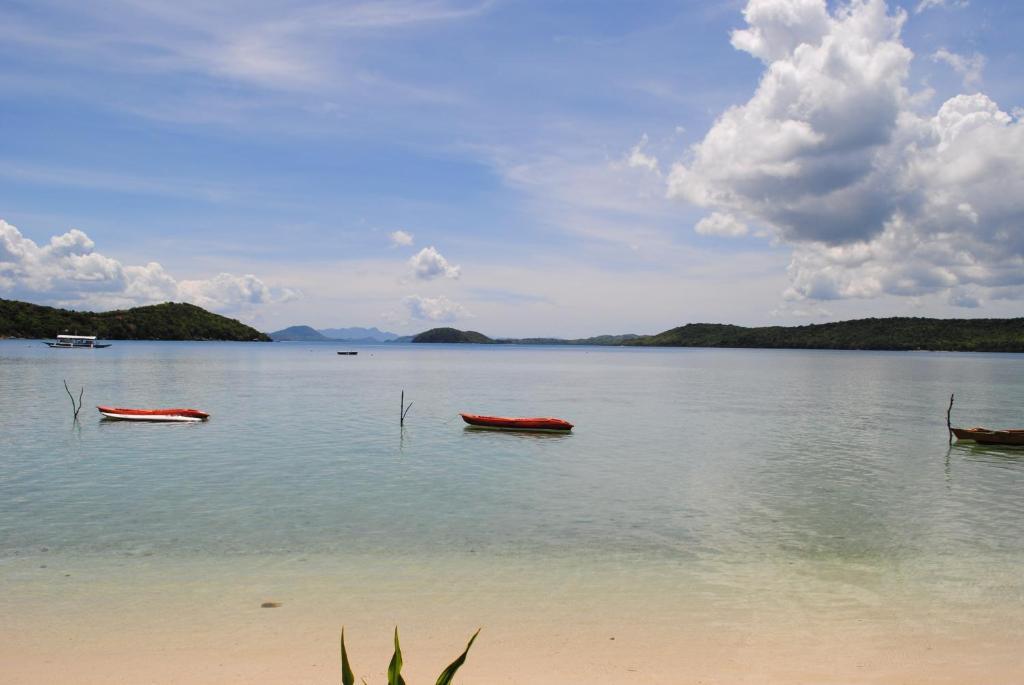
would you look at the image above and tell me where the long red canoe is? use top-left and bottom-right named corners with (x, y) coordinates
top-left (952, 426), bottom-right (1024, 446)
top-left (460, 413), bottom-right (573, 432)
top-left (97, 406), bottom-right (210, 422)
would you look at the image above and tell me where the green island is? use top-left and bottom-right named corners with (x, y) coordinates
top-left (0, 298), bottom-right (271, 341)
top-left (410, 317), bottom-right (1024, 352)
top-left (411, 327), bottom-right (493, 343)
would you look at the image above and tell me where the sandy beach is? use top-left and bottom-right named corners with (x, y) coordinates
top-left (3, 552), bottom-right (1022, 684)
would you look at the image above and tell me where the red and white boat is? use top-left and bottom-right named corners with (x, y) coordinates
top-left (460, 413), bottom-right (573, 432)
top-left (97, 406), bottom-right (210, 422)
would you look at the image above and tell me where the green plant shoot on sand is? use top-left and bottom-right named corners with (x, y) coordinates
top-left (341, 627), bottom-right (480, 685)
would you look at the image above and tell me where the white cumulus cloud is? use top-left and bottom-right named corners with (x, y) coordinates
top-left (669, 0), bottom-right (1024, 307)
top-left (408, 245), bottom-right (461, 280)
top-left (0, 219), bottom-right (294, 313)
top-left (695, 212), bottom-right (749, 237)
top-left (389, 229), bottom-right (414, 247)
top-left (402, 294), bottom-right (469, 322)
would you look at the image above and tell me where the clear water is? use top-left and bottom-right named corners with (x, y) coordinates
top-left (2, 340), bottom-right (1024, 671)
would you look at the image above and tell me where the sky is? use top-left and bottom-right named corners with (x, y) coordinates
top-left (2, 0), bottom-right (1023, 337)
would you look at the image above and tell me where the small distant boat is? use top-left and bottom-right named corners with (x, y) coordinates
top-left (97, 406), bottom-right (210, 422)
top-left (460, 413), bottom-right (573, 432)
top-left (337, 351), bottom-right (358, 355)
top-left (45, 334), bottom-right (111, 349)
top-left (951, 427), bottom-right (1024, 446)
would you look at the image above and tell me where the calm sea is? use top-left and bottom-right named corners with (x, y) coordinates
top-left (2, 340), bottom-right (1023, 680)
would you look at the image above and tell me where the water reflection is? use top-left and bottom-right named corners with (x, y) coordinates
top-left (96, 417), bottom-right (206, 432)
top-left (951, 441), bottom-right (1024, 470)
top-left (462, 426), bottom-right (573, 442)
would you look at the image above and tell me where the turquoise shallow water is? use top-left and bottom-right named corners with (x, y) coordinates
top-left (2, 340), bottom-right (1024, 641)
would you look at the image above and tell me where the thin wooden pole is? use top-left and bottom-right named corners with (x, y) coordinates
top-left (946, 393), bottom-right (954, 445)
top-left (64, 379), bottom-right (82, 421)
top-left (400, 390), bottom-right (412, 427)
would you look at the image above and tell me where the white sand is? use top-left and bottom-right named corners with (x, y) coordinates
top-left (3, 553), bottom-right (1022, 684)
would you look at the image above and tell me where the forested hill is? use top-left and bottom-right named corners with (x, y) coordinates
top-left (628, 318), bottom-right (1024, 352)
top-left (0, 299), bottom-right (271, 341)
top-left (411, 327), bottom-right (494, 343)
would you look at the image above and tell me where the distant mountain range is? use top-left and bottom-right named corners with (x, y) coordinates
top-left (268, 325), bottom-right (329, 341)
top-left (268, 324), bottom-right (399, 342)
top-left (319, 326), bottom-right (398, 341)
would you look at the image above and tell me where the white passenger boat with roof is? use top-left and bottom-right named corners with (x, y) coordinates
top-left (44, 335), bottom-right (111, 349)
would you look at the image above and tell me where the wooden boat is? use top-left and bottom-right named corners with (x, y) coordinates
top-left (97, 406), bottom-right (210, 422)
top-left (952, 427), bottom-right (1024, 446)
top-left (45, 334), bottom-right (111, 349)
top-left (460, 413), bottom-right (573, 432)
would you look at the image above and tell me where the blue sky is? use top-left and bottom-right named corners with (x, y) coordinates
top-left (2, 0), bottom-right (1023, 336)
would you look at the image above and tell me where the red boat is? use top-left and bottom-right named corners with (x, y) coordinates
top-left (97, 406), bottom-right (210, 422)
top-left (952, 427), bottom-right (1024, 446)
top-left (460, 413), bottom-right (573, 432)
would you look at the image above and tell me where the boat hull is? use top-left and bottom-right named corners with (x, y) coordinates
top-left (45, 342), bottom-right (111, 348)
top-left (952, 427), bottom-right (1024, 446)
top-left (97, 406), bottom-right (210, 422)
top-left (460, 413), bottom-right (573, 432)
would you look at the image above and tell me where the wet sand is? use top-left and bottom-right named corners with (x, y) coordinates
top-left (3, 553), bottom-right (1021, 684)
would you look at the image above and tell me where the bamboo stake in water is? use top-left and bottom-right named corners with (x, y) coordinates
top-left (946, 393), bottom-right (954, 445)
top-left (63, 379), bottom-right (83, 421)
top-left (400, 390), bottom-right (412, 427)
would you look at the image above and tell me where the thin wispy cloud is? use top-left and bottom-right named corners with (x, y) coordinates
top-left (0, 161), bottom-right (240, 202)
top-left (931, 48), bottom-right (986, 88)
top-left (915, 0), bottom-right (969, 14)
top-left (0, 0), bottom-right (492, 91)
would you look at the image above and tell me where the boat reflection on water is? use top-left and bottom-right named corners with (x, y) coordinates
top-left (462, 425), bottom-right (573, 442)
top-left (952, 441), bottom-right (1024, 465)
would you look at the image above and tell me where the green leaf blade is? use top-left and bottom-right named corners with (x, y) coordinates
top-left (341, 628), bottom-right (354, 685)
top-left (387, 627), bottom-right (406, 685)
top-left (434, 629), bottom-right (480, 685)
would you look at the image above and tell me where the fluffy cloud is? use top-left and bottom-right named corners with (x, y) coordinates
top-left (695, 212), bottom-right (748, 237)
top-left (0, 219), bottom-right (293, 313)
top-left (669, 0), bottom-right (1024, 306)
top-left (408, 246), bottom-right (461, 280)
top-left (402, 294), bottom-right (469, 322)
top-left (389, 229), bottom-right (414, 247)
